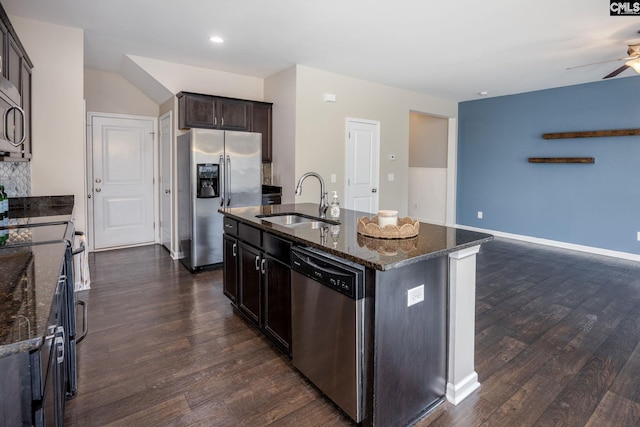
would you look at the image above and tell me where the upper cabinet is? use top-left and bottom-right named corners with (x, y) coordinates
top-left (177, 92), bottom-right (273, 162)
top-left (0, 4), bottom-right (33, 160)
top-left (177, 92), bottom-right (251, 131)
top-left (251, 101), bottom-right (273, 163)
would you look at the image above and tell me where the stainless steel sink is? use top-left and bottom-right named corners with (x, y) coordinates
top-left (256, 213), bottom-right (338, 229)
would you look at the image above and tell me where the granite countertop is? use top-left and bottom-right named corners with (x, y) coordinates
top-left (0, 195), bottom-right (75, 358)
top-left (0, 241), bottom-right (68, 357)
top-left (9, 195), bottom-right (74, 220)
top-left (221, 203), bottom-right (493, 271)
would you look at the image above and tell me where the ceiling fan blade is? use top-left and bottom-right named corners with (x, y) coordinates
top-left (566, 57), bottom-right (628, 70)
top-left (603, 64), bottom-right (630, 79)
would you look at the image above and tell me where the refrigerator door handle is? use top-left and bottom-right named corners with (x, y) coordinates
top-left (219, 154), bottom-right (225, 207)
top-left (226, 155), bottom-right (231, 206)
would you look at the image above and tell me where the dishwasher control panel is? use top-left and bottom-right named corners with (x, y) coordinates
top-left (291, 247), bottom-right (364, 299)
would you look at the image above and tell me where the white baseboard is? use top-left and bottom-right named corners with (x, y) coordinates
top-left (455, 224), bottom-right (640, 262)
top-left (446, 372), bottom-right (480, 405)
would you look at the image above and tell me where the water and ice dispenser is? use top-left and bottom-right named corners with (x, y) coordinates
top-left (197, 163), bottom-right (219, 198)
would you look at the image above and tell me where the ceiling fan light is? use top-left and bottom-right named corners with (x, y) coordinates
top-left (625, 58), bottom-right (640, 73)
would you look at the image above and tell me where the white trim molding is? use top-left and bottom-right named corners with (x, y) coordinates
top-left (456, 224), bottom-right (640, 263)
top-left (447, 244), bottom-right (482, 405)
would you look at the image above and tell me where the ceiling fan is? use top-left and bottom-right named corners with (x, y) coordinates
top-left (567, 31), bottom-right (640, 79)
top-left (601, 43), bottom-right (640, 79)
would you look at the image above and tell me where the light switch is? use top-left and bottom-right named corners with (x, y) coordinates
top-left (331, 174), bottom-right (336, 183)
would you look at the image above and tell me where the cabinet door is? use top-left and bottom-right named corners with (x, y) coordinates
top-left (218, 98), bottom-right (251, 131)
top-left (179, 93), bottom-right (217, 129)
top-left (223, 235), bottom-right (239, 303)
top-left (263, 254), bottom-right (291, 353)
top-left (238, 243), bottom-right (261, 325)
top-left (0, 20), bottom-right (7, 78)
top-left (252, 102), bottom-right (272, 162)
top-left (7, 36), bottom-right (21, 91)
top-left (19, 60), bottom-right (30, 158)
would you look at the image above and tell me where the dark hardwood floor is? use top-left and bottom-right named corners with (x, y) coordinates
top-left (64, 238), bottom-right (640, 426)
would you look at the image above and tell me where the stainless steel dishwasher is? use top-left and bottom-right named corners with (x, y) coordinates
top-left (290, 246), bottom-right (365, 423)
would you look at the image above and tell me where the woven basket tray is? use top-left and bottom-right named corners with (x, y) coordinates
top-left (357, 215), bottom-right (419, 239)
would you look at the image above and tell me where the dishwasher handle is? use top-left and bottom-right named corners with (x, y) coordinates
top-left (291, 248), bottom-right (363, 299)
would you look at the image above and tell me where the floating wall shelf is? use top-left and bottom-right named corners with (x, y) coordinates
top-left (542, 129), bottom-right (640, 139)
top-left (528, 157), bottom-right (595, 164)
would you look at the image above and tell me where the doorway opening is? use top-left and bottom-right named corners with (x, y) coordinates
top-left (408, 112), bottom-right (453, 225)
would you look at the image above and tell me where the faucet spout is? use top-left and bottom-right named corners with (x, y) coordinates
top-left (294, 172), bottom-right (329, 217)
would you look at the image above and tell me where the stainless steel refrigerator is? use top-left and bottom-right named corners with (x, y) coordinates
top-left (177, 129), bottom-right (261, 270)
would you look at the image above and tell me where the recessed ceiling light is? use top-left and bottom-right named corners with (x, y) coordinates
top-left (479, 91), bottom-right (489, 96)
top-left (209, 36), bottom-right (224, 44)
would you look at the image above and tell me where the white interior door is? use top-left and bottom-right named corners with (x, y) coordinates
top-left (159, 112), bottom-right (172, 252)
top-left (90, 114), bottom-right (156, 250)
top-left (345, 119), bottom-right (380, 213)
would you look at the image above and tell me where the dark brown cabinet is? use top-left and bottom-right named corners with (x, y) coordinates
top-left (0, 3), bottom-right (33, 160)
top-left (238, 242), bottom-right (262, 324)
top-left (251, 101), bottom-right (273, 162)
top-left (262, 253), bottom-right (291, 350)
top-left (177, 92), bottom-right (251, 131)
top-left (177, 91), bottom-right (273, 162)
top-left (223, 221), bottom-right (291, 354)
top-left (222, 234), bottom-right (239, 303)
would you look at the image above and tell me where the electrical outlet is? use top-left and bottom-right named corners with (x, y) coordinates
top-left (330, 174), bottom-right (336, 183)
top-left (388, 173), bottom-right (395, 181)
top-left (478, 211), bottom-right (483, 219)
top-left (407, 285), bottom-right (425, 307)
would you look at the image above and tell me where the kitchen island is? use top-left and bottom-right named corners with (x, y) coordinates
top-left (221, 203), bottom-right (493, 426)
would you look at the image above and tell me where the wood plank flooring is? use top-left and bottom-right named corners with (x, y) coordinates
top-left (64, 239), bottom-right (640, 426)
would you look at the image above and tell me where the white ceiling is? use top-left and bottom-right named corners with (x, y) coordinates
top-left (3, 0), bottom-right (640, 102)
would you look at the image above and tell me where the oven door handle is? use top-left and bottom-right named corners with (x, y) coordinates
top-left (75, 300), bottom-right (88, 343)
top-left (72, 231), bottom-right (86, 255)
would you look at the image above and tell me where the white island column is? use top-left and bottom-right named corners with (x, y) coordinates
top-left (447, 245), bottom-right (481, 404)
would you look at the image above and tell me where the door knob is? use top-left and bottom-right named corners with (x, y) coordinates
top-left (95, 178), bottom-right (102, 183)
top-left (371, 188), bottom-right (377, 193)
top-left (95, 188), bottom-right (101, 192)
top-left (165, 189), bottom-right (170, 194)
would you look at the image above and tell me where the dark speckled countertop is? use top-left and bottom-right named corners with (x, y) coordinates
top-left (221, 203), bottom-right (493, 271)
top-left (0, 196), bottom-right (74, 357)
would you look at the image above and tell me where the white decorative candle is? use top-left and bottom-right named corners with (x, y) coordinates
top-left (378, 210), bottom-right (398, 227)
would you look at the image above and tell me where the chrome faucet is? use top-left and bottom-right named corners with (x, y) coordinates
top-left (294, 172), bottom-right (329, 217)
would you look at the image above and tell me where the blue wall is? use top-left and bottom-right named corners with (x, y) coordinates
top-left (457, 76), bottom-right (640, 254)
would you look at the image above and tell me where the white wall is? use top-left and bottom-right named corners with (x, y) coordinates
top-left (265, 66), bottom-right (297, 203)
top-left (127, 55), bottom-right (264, 101)
top-left (11, 16), bottom-right (87, 233)
top-left (84, 68), bottom-right (159, 116)
top-left (294, 65), bottom-right (457, 216)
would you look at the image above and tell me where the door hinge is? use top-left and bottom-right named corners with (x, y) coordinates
top-left (153, 222), bottom-right (156, 229)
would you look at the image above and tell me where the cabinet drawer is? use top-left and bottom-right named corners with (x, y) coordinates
top-left (263, 233), bottom-right (291, 264)
top-left (238, 223), bottom-right (261, 247)
top-left (223, 217), bottom-right (238, 236)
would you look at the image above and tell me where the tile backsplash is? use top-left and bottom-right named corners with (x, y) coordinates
top-left (0, 162), bottom-right (31, 197)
